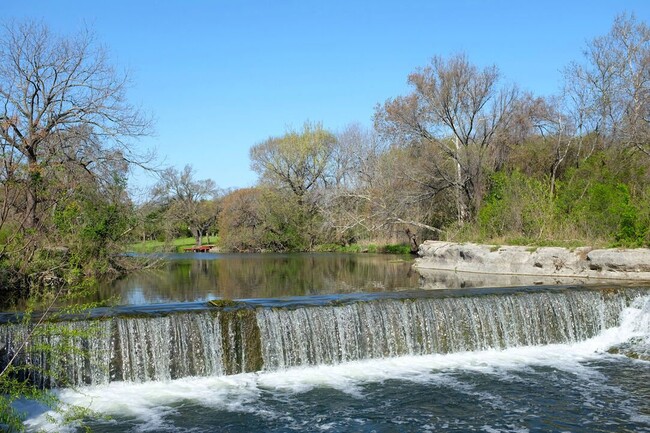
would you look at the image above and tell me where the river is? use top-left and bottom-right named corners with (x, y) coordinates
top-left (2, 253), bottom-right (649, 432)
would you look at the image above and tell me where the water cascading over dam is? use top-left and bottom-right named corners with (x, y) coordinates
top-left (0, 287), bottom-right (647, 387)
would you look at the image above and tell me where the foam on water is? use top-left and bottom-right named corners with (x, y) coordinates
top-left (21, 295), bottom-right (650, 432)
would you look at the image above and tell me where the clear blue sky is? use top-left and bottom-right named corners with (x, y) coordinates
top-left (5, 1), bottom-right (650, 193)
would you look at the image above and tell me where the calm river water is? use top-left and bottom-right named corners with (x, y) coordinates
top-left (11, 253), bottom-right (650, 433)
top-left (97, 252), bottom-right (420, 304)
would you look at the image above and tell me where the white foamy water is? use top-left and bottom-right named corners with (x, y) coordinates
top-left (20, 295), bottom-right (650, 432)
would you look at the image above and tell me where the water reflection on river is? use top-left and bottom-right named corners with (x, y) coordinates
top-left (99, 253), bottom-right (419, 305)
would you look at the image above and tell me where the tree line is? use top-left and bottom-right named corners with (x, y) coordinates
top-left (149, 13), bottom-right (650, 253)
top-left (1, 14), bottom-right (650, 298)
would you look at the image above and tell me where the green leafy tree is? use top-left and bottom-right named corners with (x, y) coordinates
top-left (250, 121), bottom-right (336, 203)
top-left (248, 122), bottom-right (336, 250)
top-left (477, 171), bottom-right (556, 242)
top-left (557, 153), bottom-right (648, 246)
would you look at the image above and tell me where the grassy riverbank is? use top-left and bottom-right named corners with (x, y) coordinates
top-left (127, 237), bottom-right (413, 255)
top-left (128, 237), bottom-right (215, 253)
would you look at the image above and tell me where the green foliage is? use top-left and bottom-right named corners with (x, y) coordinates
top-left (634, 186), bottom-right (650, 246)
top-left (381, 244), bottom-right (412, 254)
top-left (477, 171), bottom-right (556, 241)
top-left (127, 237), bottom-right (200, 253)
top-left (260, 190), bottom-right (316, 251)
top-left (469, 152), bottom-right (650, 248)
top-left (0, 288), bottom-right (111, 432)
top-left (0, 19), bottom-right (145, 432)
top-left (366, 244), bottom-right (379, 253)
top-left (556, 153), bottom-right (650, 247)
top-left (54, 195), bottom-right (131, 253)
top-left (0, 376), bottom-right (54, 432)
top-left (46, 187), bottom-right (134, 284)
top-left (314, 244), bottom-right (366, 253)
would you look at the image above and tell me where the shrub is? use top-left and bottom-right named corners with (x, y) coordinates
top-left (556, 153), bottom-right (649, 247)
top-left (381, 244), bottom-right (412, 254)
top-left (477, 171), bottom-right (555, 241)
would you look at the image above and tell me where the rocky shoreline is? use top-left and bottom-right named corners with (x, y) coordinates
top-left (414, 241), bottom-right (650, 283)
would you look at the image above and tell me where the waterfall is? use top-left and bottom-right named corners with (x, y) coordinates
top-left (0, 320), bottom-right (112, 388)
top-left (0, 310), bottom-right (262, 387)
top-left (255, 290), bottom-right (630, 369)
top-left (113, 313), bottom-right (225, 382)
top-left (0, 288), bottom-right (647, 387)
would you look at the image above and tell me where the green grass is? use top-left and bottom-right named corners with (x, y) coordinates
top-left (129, 238), bottom-right (413, 255)
top-left (127, 237), bottom-right (203, 253)
top-left (381, 244), bottom-right (412, 254)
top-left (314, 243), bottom-right (363, 253)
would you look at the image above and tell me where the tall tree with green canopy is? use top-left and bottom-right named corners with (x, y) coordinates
top-left (250, 121), bottom-right (336, 204)
top-left (249, 122), bottom-right (337, 249)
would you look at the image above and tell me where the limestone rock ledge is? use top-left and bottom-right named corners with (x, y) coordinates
top-left (414, 241), bottom-right (650, 281)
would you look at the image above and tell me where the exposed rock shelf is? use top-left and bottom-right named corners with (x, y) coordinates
top-left (414, 241), bottom-right (650, 282)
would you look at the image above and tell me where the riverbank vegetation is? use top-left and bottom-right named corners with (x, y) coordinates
top-left (0, 21), bottom-right (154, 430)
top-left (128, 236), bottom-right (210, 253)
top-left (165, 13), bottom-right (649, 253)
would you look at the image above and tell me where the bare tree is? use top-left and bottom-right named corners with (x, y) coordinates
top-left (0, 20), bottom-right (152, 231)
top-left (511, 94), bottom-right (581, 196)
top-left (151, 165), bottom-right (219, 246)
top-left (375, 53), bottom-right (519, 224)
top-left (564, 13), bottom-right (650, 156)
top-left (330, 123), bottom-right (386, 189)
top-left (319, 124), bottom-right (450, 246)
top-left (318, 124), bottom-right (436, 244)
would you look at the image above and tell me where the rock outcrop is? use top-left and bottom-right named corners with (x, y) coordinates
top-left (414, 241), bottom-right (650, 282)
